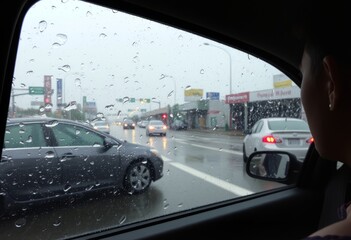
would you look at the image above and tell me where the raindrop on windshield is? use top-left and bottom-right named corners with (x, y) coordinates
top-left (58, 64), bottom-right (71, 72)
top-left (167, 91), bottom-right (174, 98)
top-left (53, 218), bottom-right (61, 227)
top-left (119, 215), bottom-right (127, 225)
top-left (123, 97), bottom-right (130, 103)
top-left (63, 184), bottom-right (72, 192)
top-left (99, 33), bottom-right (107, 39)
top-left (45, 120), bottom-right (59, 127)
top-left (45, 151), bottom-right (55, 159)
top-left (75, 78), bottom-right (81, 87)
top-left (38, 20), bottom-right (47, 32)
top-left (105, 104), bottom-right (114, 109)
top-left (26, 136), bottom-right (33, 143)
top-left (52, 42), bottom-right (61, 48)
top-left (56, 33), bottom-right (67, 45)
top-left (15, 218), bottom-right (26, 228)
top-left (64, 101), bottom-right (77, 111)
top-left (163, 199), bottom-right (169, 209)
top-left (96, 112), bottom-right (104, 118)
top-left (85, 185), bottom-right (94, 191)
top-left (45, 103), bottom-right (53, 110)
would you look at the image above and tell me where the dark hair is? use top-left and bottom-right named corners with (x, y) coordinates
top-left (298, 1), bottom-right (351, 72)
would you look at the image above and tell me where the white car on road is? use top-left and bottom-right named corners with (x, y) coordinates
top-left (242, 117), bottom-right (313, 163)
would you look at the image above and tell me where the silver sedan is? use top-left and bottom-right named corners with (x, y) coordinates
top-left (243, 117), bottom-right (313, 163)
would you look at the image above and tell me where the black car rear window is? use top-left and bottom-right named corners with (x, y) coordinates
top-left (268, 120), bottom-right (309, 131)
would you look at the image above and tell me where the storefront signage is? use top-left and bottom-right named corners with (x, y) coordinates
top-left (225, 92), bottom-right (249, 104)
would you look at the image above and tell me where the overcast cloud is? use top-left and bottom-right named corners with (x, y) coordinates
top-left (12, 0), bottom-right (284, 119)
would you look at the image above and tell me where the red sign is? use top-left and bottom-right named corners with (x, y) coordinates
top-left (44, 75), bottom-right (52, 105)
top-left (225, 92), bottom-right (249, 104)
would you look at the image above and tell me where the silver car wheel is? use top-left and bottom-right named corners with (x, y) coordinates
top-left (125, 163), bottom-right (151, 194)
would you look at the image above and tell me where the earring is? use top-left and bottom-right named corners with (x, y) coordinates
top-left (329, 103), bottom-right (332, 111)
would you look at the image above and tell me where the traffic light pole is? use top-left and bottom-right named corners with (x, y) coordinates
top-left (11, 88), bottom-right (31, 117)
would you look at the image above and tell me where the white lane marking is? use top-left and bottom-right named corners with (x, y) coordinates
top-left (173, 137), bottom-right (240, 147)
top-left (190, 143), bottom-right (242, 155)
top-left (162, 156), bottom-right (253, 196)
top-left (173, 139), bottom-right (243, 155)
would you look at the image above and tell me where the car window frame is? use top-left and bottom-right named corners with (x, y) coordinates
top-left (0, 1), bottom-right (332, 239)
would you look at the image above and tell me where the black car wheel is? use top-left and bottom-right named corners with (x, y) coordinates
top-left (243, 144), bottom-right (248, 163)
top-left (124, 161), bottom-right (152, 194)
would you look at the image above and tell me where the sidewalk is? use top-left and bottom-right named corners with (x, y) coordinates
top-left (186, 127), bottom-right (244, 137)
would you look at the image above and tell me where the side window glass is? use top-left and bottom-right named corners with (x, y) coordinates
top-left (256, 121), bottom-right (264, 133)
top-left (51, 124), bottom-right (104, 146)
top-left (251, 121), bottom-right (260, 133)
top-left (3, 0), bottom-right (310, 238)
top-left (4, 123), bottom-right (46, 148)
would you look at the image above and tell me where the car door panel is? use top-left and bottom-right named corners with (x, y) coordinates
top-left (48, 123), bottom-right (121, 193)
top-left (54, 146), bottom-right (120, 193)
top-left (1, 122), bottom-right (62, 202)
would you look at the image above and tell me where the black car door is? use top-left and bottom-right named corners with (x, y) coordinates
top-left (47, 122), bottom-right (121, 194)
top-left (1, 122), bottom-right (61, 202)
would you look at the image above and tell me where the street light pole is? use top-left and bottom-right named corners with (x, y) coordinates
top-left (204, 42), bottom-right (233, 130)
top-left (203, 42), bottom-right (232, 94)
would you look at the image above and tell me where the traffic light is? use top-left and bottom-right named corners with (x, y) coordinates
top-left (44, 96), bottom-right (51, 104)
top-left (162, 114), bottom-right (167, 119)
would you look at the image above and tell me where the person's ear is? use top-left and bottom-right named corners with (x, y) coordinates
top-left (323, 56), bottom-right (341, 111)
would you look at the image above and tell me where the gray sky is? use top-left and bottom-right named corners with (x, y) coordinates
top-left (12, 0), bottom-right (284, 119)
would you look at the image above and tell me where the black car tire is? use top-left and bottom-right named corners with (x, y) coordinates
top-left (243, 144), bottom-right (248, 163)
top-left (124, 161), bottom-right (152, 194)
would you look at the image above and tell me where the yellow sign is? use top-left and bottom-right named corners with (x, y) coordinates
top-left (184, 88), bottom-right (203, 97)
top-left (274, 79), bottom-right (292, 88)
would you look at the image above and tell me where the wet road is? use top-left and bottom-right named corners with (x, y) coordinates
top-left (0, 125), bottom-right (285, 239)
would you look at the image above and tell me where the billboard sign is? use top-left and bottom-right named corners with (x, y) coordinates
top-left (44, 75), bottom-right (52, 107)
top-left (273, 73), bottom-right (292, 88)
top-left (184, 88), bottom-right (203, 102)
top-left (225, 92), bottom-right (249, 104)
top-left (57, 78), bottom-right (62, 107)
top-left (206, 92), bottom-right (220, 100)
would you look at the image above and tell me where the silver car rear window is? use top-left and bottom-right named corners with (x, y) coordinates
top-left (268, 120), bottom-right (309, 131)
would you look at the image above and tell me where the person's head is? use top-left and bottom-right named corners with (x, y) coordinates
top-left (299, 1), bottom-right (351, 163)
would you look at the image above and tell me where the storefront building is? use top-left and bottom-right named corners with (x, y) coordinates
top-left (225, 86), bottom-right (302, 130)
